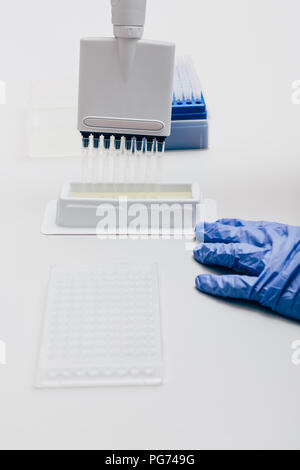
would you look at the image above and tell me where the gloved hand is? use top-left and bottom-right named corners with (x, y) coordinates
top-left (194, 219), bottom-right (300, 320)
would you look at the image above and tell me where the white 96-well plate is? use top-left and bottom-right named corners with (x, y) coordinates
top-left (36, 264), bottom-right (164, 388)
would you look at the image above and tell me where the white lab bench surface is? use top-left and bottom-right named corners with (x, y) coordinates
top-left (0, 0), bottom-right (300, 450)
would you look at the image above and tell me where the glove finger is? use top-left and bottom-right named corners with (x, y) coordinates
top-left (194, 243), bottom-right (269, 276)
top-left (216, 218), bottom-right (245, 227)
top-left (195, 221), bottom-right (267, 247)
top-left (195, 274), bottom-right (257, 300)
top-left (217, 219), bottom-right (270, 228)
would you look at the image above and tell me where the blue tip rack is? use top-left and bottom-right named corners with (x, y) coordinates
top-left (165, 57), bottom-right (208, 151)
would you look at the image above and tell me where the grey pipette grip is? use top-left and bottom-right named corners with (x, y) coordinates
top-left (111, 0), bottom-right (147, 38)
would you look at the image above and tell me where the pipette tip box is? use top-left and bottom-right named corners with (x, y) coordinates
top-left (166, 93), bottom-right (208, 151)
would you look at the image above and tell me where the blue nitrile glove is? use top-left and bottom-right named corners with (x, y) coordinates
top-left (194, 219), bottom-right (300, 320)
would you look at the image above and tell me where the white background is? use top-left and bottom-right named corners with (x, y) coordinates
top-left (0, 0), bottom-right (300, 450)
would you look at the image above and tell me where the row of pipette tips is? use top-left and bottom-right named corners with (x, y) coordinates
top-left (82, 134), bottom-right (166, 154)
top-left (81, 135), bottom-right (165, 184)
top-left (173, 55), bottom-right (202, 103)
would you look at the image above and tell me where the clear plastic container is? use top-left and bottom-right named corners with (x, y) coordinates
top-left (56, 181), bottom-right (202, 233)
